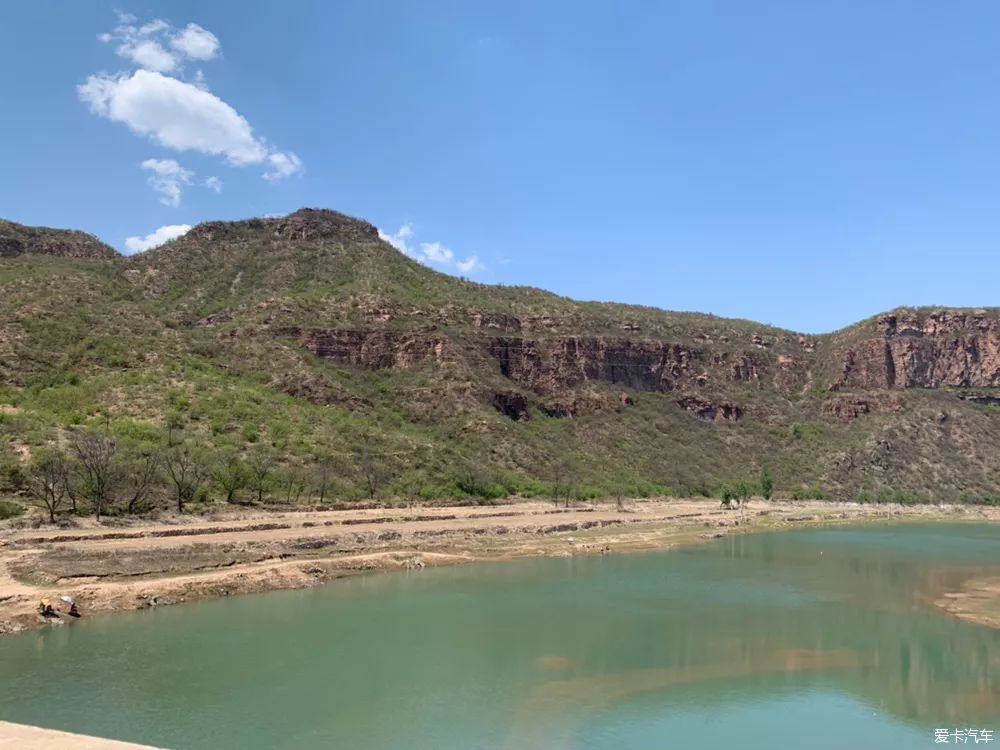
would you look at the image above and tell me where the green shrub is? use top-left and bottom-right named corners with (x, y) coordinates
top-left (857, 487), bottom-right (926, 505)
top-left (456, 465), bottom-right (509, 501)
top-left (958, 493), bottom-right (1000, 507)
top-left (791, 486), bottom-right (829, 501)
top-left (788, 422), bottom-right (820, 441)
top-left (0, 499), bottom-right (24, 519)
top-left (760, 467), bottom-right (774, 500)
top-left (113, 419), bottom-right (162, 445)
top-left (572, 485), bottom-right (603, 502)
top-left (515, 478), bottom-right (551, 498)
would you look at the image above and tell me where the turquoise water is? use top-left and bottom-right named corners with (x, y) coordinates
top-left (1, 523), bottom-right (999, 749)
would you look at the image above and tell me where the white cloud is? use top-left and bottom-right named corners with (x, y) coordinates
top-left (378, 224), bottom-right (484, 274)
top-left (140, 157), bottom-right (192, 206)
top-left (85, 15), bottom-right (301, 183)
top-left (420, 241), bottom-right (454, 264)
top-left (378, 224), bottom-right (414, 254)
top-left (204, 176), bottom-right (223, 192)
top-left (119, 39), bottom-right (177, 73)
top-left (139, 19), bottom-right (169, 36)
top-left (124, 223), bottom-right (192, 254)
top-left (80, 70), bottom-right (270, 164)
top-left (99, 16), bottom-right (219, 74)
top-left (456, 255), bottom-right (484, 274)
top-left (170, 23), bottom-right (220, 61)
top-left (263, 151), bottom-right (303, 182)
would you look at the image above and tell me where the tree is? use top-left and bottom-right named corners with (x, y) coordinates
top-left (246, 448), bottom-right (274, 504)
top-left (720, 481), bottom-right (752, 511)
top-left (71, 429), bottom-right (120, 521)
top-left (165, 409), bottom-right (184, 448)
top-left (164, 443), bottom-right (211, 513)
top-left (720, 484), bottom-right (735, 509)
top-left (280, 468), bottom-right (307, 504)
top-left (25, 450), bottom-right (69, 523)
top-left (214, 453), bottom-right (249, 504)
top-left (614, 486), bottom-right (627, 512)
top-left (760, 467), bottom-right (774, 501)
top-left (549, 461), bottom-right (571, 507)
top-left (733, 479), bottom-right (753, 521)
top-left (355, 446), bottom-right (386, 500)
top-left (123, 449), bottom-right (161, 514)
top-left (312, 459), bottom-right (336, 504)
top-left (735, 480), bottom-right (753, 503)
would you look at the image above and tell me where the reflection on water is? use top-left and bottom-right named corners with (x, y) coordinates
top-left (508, 649), bottom-right (874, 749)
top-left (0, 523), bottom-right (999, 749)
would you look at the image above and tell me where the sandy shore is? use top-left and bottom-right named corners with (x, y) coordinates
top-left (935, 575), bottom-right (1000, 628)
top-left (0, 721), bottom-right (161, 749)
top-left (2, 498), bottom-right (997, 636)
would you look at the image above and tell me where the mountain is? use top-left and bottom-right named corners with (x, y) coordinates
top-left (0, 208), bottom-right (998, 504)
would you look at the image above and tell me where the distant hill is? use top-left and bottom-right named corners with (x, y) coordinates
top-left (0, 219), bottom-right (119, 260)
top-left (0, 207), bottom-right (998, 506)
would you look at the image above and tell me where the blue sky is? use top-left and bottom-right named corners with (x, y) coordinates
top-left (2, 2), bottom-right (999, 333)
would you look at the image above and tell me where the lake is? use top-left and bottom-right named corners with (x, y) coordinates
top-left (1, 523), bottom-right (999, 749)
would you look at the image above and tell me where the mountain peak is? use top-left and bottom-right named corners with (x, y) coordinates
top-left (183, 208), bottom-right (379, 246)
top-left (0, 219), bottom-right (119, 260)
top-left (272, 208), bottom-right (380, 241)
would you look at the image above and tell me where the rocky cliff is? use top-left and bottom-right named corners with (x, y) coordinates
top-left (830, 311), bottom-right (1000, 390)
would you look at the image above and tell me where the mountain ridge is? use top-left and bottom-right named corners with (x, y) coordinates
top-left (0, 218), bottom-right (120, 260)
top-left (0, 208), bottom-right (997, 506)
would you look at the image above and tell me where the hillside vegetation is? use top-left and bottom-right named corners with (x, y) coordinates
top-left (2, 208), bottom-right (999, 520)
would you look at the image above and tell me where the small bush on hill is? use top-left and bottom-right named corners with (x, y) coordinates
top-left (959, 493), bottom-right (1000, 507)
top-left (0, 499), bottom-right (23, 519)
top-left (791, 486), bottom-right (830, 501)
top-left (857, 488), bottom-right (927, 505)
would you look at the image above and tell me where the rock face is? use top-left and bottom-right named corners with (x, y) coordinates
top-left (0, 219), bottom-right (119, 260)
top-left (282, 307), bottom-right (1000, 423)
top-left (285, 328), bottom-right (447, 370)
top-left (825, 398), bottom-right (871, 422)
top-left (675, 396), bottom-right (742, 422)
top-left (492, 392), bottom-right (530, 420)
top-left (278, 309), bottom-right (998, 421)
top-left (486, 337), bottom-right (763, 395)
top-left (832, 311), bottom-right (1000, 390)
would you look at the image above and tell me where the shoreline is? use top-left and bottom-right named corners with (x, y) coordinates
top-left (2, 498), bottom-right (998, 636)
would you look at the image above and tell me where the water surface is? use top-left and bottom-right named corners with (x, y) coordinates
top-left (2, 523), bottom-right (999, 748)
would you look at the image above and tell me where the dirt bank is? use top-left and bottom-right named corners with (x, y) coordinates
top-left (1, 498), bottom-right (995, 636)
top-left (0, 721), bottom-right (161, 748)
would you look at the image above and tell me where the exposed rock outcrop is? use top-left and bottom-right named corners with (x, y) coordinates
top-left (487, 337), bottom-right (701, 394)
top-left (270, 208), bottom-right (380, 242)
top-left (956, 393), bottom-right (1000, 407)
top-left (676, 396), bottom-right (743, 422)
top-left (284, 328), bottom-right (448, 369)
top-left (492, 392), bottom-right (530, 421)
top-left (471, 312), bottom-right (521, 333)
top-left (832, 311), bottom-right (1000, 390)
top-left (825, 398), bottom-right (871, 422)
